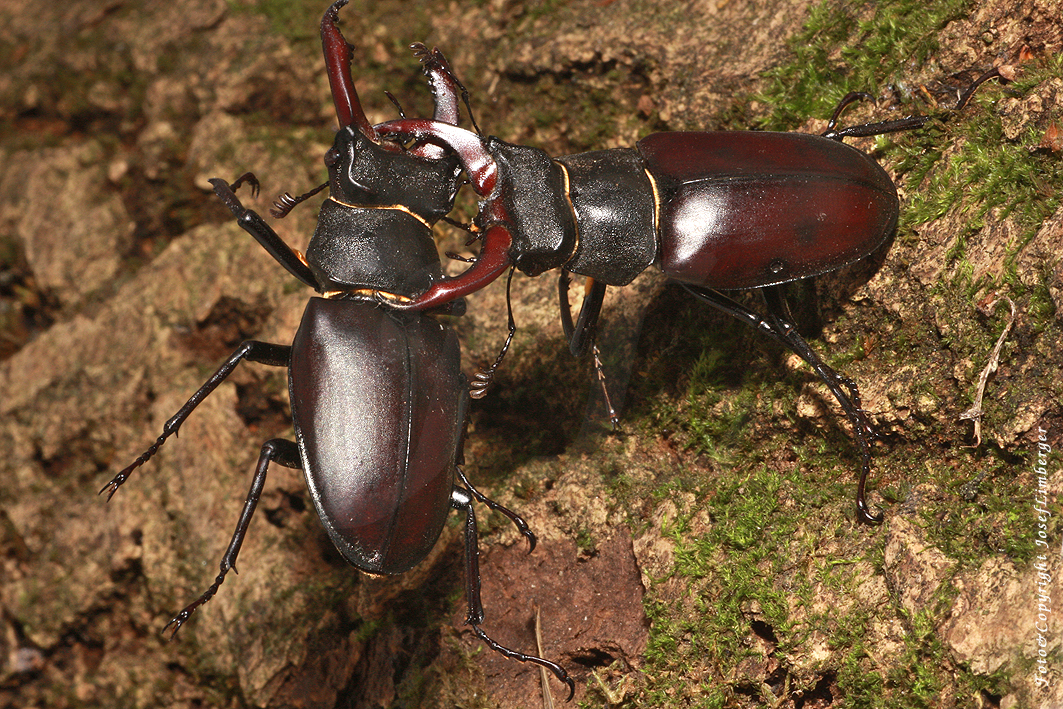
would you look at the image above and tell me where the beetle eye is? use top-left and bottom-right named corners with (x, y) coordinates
top-left (325, 147), bottom-right (340, 167)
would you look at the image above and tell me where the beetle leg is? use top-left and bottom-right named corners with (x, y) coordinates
top-left (164, 438), bottom-right (302, 639)
top-left (100, 341), bottom-right (291, 500)
top-left (559, 271), bottom-right (619, 428)
top-left (558, 271), bottom-right (607, 358)
top-left (819, 91), bottom-right (932, 139)
top-left (824, 67), bottom-right (1006, 141)
top-left (824, 92), bottom-right (875, 133)
top-left (758, 287), bottom-right (880, 526)
top-left (454, 466), bottom-right (535, 551)
top-left (953, 67), bottom-right (1005, 111)
top-left (820, 89), bottom-right (932, 140)
top-left (469, 268), bottom-right (517, 400)
top-left (450, 487), bottom-right (576, 699)
top-left (269, 181), bottom-right (329, 219)
top-left (209, 177), bottom-right (321, 290)
top-left (822, 115), bottom-right (931, 141)
top-left (682, 284), bottom-right (883, 524)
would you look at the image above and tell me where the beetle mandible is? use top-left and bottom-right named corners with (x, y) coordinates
top-left (100, 0), bottom-right (575, 697)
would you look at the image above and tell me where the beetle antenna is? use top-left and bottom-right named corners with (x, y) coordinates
top-left (270, 181), bottom-right (329, 219)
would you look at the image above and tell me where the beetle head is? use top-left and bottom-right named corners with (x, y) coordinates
top-left (320, 1), bottom-right (461, 222)
top-left (325, 128), bottom-right (460, 222)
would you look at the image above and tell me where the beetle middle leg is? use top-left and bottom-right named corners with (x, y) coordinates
top-left (450, 486), bottom-right (576, 699)
top-left (683, 284), bottom-right (882, 524)
top-left (164, 438), bottom-right (302, 638)
top-left (100, 339), bottom-right (297, 633)
top-left (100, 341), bottom-right (291, 500)
top-left (455, 466), bottom-right (536, 551)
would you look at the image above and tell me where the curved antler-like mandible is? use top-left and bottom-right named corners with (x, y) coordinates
top-left (376, 119), bottom-right (512, 310)
top-left (321, 0), bottom-right (378, 140)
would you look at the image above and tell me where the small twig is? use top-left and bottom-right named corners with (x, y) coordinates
top-left (960, 295), bottom-right (1016, 447)
top-left (535, 606), bottom-right (555, 709)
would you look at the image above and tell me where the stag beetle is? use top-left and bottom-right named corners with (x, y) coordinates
top-left (373, 65), bottom-right (1003, 524)
top-left (100, 0), bottom-right (574, 697)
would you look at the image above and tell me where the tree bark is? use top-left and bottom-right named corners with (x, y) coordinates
top-left (1, 0), bottom-right (1060, 707)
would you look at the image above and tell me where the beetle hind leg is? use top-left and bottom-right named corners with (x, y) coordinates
top-left (822, 67), bottom-right (1005, 142)
top-left (450, 487), bottom-right (575, 699)
top-left (683, 284), bottom-right (882, 524)
top-left (164, 438), bottom-right (302, 639)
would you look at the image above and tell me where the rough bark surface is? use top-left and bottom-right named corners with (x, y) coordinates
top-left (1, 0), bottom-right (1061, 708)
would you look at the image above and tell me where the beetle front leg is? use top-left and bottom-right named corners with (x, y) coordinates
top-left (450, 487), bottom-right (575, 700)
top-left (469, 268), bottom-right (516, 400)
top-left (209, 177), bottom-right (321, 290)
top-left (558, 271), bottom-right (607, 358)
top-left (165, 438), bottom-right (302, 638)
top-left (558, 272), bottom-right (618, 428)
top-left (682, 284), bottom-right (882, 524)
top-left (100, 341), bottom-right (291, 499)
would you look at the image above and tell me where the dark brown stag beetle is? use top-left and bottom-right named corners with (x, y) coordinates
top-left (374, 61), bottom-right (1003, 526)
top-left (100, 0), bottom-right (575, 697)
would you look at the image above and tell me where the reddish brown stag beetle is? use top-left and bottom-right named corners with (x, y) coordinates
top-left (372, 50), bottom-right (1003, 526)
top-left (100, 0), bottom-right (575, 697)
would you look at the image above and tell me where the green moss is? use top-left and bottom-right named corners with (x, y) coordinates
top-left (755, 0), bottom-right (973, 131)
top-left (837, 646), bottom-right (886, 708)
top-left (599, 1), bottom-right (1063, 704)
top-left (899, 114), bottom-right (1061, 250)
top-left (635, 457), bottom-right (884, 702)
top-left (1024, 277), bottom-right (1058, 333)
top-left (228, 0), bottom-right (322, 44)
